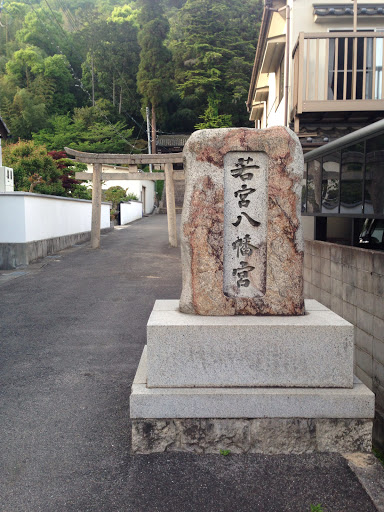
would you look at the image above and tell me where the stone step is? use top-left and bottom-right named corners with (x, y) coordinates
top-left (131, 347), bottom-right (374, 420)
top-left (159, 207), bottom-right (183, 215)
top-left (161, 178), bottom-right (185, 209)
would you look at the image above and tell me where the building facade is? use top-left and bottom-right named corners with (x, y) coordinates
top-left (247, 2), bottom-right (384, 450)
top-left (247, 0), bottom-right (384, 150)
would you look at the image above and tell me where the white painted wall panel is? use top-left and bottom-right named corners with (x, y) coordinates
top-left (120, 201), bottom-right (143, 225)
top-left (0, 192), bottom-right (111, 243)
top-left (0, 194), bottom-right (26, 243)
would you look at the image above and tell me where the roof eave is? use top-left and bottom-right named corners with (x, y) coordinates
top-left (0, 116), bottom-right (10, 138)
top-left (246, 4), bottom-right (274, 112)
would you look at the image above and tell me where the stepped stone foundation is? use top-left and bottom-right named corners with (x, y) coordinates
top-left (129, 127), bottom-right (375, 454)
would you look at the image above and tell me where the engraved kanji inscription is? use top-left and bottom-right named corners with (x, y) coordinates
top-left (230, 157), bottom-right (260, 181)
top-left (232, 235), bottom-right (256, 258)
top-left (234, 184), bottom-right (256, 208)
top-left (232, 212), bottom-right (260, 227)
top-left (223, 151), bottom-right (268, 299)
top-left (232, 261), bottom-right (255, 288)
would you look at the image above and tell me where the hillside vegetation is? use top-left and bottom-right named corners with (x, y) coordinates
top-left (0, 0), bottom-right (262, 152)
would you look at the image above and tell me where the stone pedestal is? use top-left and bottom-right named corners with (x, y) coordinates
top-left (130, 300), bottom-right (375, 454)
top-left (147, 300), bottom-right (353, 388)
top-left (129, 127), bottom-right (374, 454)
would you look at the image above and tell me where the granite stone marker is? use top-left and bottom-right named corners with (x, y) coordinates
top-left (180, 127), bottom-right (305, 316)
top-left (129, 126), bottom-right (375, 455)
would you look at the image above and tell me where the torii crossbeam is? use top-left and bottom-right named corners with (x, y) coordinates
top-left (65, 147), bottom-right (184, 249)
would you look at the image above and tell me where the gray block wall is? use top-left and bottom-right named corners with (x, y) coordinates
top-left (304, 240), bottom-right (384, 449)
top-left (0, 226), bottom-right (113, 270)
top-left (160, 179), bottom-right (185, 211)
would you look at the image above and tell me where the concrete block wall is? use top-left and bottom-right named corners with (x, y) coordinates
top-left (304, 240), bottom-right (384, 449)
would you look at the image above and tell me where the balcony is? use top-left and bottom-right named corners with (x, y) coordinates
top-left (292, 32), bottom-right (384, 126)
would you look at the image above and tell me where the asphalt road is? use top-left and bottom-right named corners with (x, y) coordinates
top-left (0, 215), bottom-right (381, 512)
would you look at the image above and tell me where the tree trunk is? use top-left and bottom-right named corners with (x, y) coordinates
top-left (91, 54), bottom-right (95, 107)
top-left (112, 75), bottom-right (115, 106)
top-left (151, 104), bottom-right (157, 154)
top-left (119, 86), bottom-right (123, 114)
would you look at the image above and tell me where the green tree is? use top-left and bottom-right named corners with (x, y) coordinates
top-left (170, 0), bottom-right (262, 126)
top-left (5, 45), bottom-right (45, 88)
top-left (2, 139), bottom-right (66, 195)
top-left (48, 150), bottom-right (91, 199)
top-left (195, 94), bottom-right (231, 129)
top-left (137, 0), bottom-right (173, 151)
top-left (15, 6), bottom-right (68, 58)
top-left (32, 100), bottom-right (138, 153)
top-left (43, 54), bottom-right (76, 113)
top-left (82, 16), bottom-right (140, 117)
top-left (104, 185), bottom-right (138, 209)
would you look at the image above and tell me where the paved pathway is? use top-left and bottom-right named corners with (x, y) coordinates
top-left (0, 215), bottom-right (383, 512)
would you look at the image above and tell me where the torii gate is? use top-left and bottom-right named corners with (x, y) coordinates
top-left (65, 147), bottom-right (184, 249)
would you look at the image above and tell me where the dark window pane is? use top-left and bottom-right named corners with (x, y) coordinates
top-left (340, 142), bottom-right (364, 214)
top-left (307, 159), bottom-right (322, 213)
top-left (321, 152), bottom-right (340, 213)
top-left (356, 71), bottom-right (363, 99)
top-left (365, 133), bottom-right (384, 215)
top-left (347, 38), bottom-right (353, 69)
top-left (357, 38), bottom-right (365, 69)
top-left (346, 71), bottom-right (352, 99)
top-left (302, 162), bottom-right (307, 213)
top-left (328, 39), bottom-right (335, 100)
top-left (366, 38), bottom-right (373, 99)
top-left (337, 71), bottom-right (344, 99)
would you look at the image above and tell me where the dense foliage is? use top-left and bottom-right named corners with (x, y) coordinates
top-left (0, 0), bottom-right (263, 193)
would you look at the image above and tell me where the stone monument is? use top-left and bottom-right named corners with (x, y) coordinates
top-left (130, 127), bottom-right (374, 454)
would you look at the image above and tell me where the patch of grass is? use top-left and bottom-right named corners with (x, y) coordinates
top-left (373, 446), bottom-right (384, 467)
top-left (219, 449), bottom-right (231, 456)
top-left (310, 505), bottom-right (325, 512)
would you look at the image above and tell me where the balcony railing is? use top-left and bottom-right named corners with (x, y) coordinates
top-left (292, 32), bottom-right (384, 116)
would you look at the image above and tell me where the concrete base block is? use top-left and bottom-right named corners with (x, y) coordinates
top-left (131, 417), bottom-right (373, 455)
top-left (130, 348), bottom-right (374, 454)
top-left (373, 405), bottom-right (384, 452)
top-left (147, 299), bottom-right (354, 388)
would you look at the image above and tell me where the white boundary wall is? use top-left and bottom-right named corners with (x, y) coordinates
top-left (0, 192), bottom-right (111, 243)
top-left (85, 166), bottom-right (156, 214)
top-left (120, 201), bottom-right (143, 225)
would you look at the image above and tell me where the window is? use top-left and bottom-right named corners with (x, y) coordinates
top-left (340, 142), bottom-right (364, 214)
top-left (322, 152), bottom-right (340, 213)
top-left (327, 29), bottom-right (383, 100)
top-left (276, 56), bottom-right (284, 109)
top-left (307, 159), bottom-right (322, 213)
top-left (365, 133), bottom-right (384, 215)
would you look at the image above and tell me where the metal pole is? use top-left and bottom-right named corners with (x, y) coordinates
top-left (0, 137), bottom-right (2, 167)
top-left (91, 163), bottom-right (102, 249)
top-left (146, 107), bottom-right (153, 173)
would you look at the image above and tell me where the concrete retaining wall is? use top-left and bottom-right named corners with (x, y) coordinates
top-left (0, 192), bottom-right (112, 269)
top-left (120, 201), bottom-right (143, 225)
top-left (304, 240), bottom-right (384, 450)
